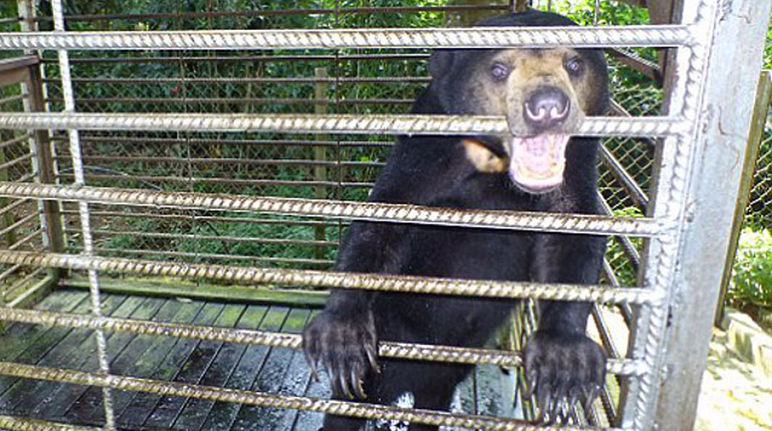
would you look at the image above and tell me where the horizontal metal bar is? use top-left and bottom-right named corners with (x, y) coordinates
top-left (54, 135), bottom-right (394, 148)
top-left (0, 307), bottom-right (641, 375)
top-left (60, 208), bottom-right (337, 228)
top-left (47, 96), bottom-right (414, 106)
top-left (41, 53), bottom-right (430, 64)
top-left (68, 246), bottom-right (334, 266)
top-left (34, 5), bottom-right (510, 22)
top-left (0, 112), bottom-right (684, 137)
top-left (47, 76), bottom-right (431, 84)
top-left (0, 361), bottom-right (617, 431)
top-left (0, 182), bottom-right (662, 236)
top-left (0, 26), bottom-right (692, 51)
top-left (0, 414), bottom-right (98, 431)
top-left (0, 250), bottom-right (662, 304)
top-left (61, 155), bottom-right (385, 169)
top-left (55, 173), bottom-right (374, 189)
top-left (77, 228), bottom-right (337, 247)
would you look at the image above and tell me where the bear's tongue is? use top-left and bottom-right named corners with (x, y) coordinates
top-left (508, 134), bottom-right (569, 192)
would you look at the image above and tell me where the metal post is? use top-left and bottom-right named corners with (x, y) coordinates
top-left (714, 71), bottom-right (772, 325)
top-left (621, 0), bottom-right (772, 429)
top-left (314, 67), bottom-right (329, 261)
top-left (25, 59), bottom-right (66, 260)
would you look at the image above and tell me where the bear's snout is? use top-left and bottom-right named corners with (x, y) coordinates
top-left (523, 86), bottom-right (571, 131)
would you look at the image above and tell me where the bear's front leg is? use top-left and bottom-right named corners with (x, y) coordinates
top-left (524, 231), bottom-right (607, 423)
top-left (303, 300), bottom-right (379, 399)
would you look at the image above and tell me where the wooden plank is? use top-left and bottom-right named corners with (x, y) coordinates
top-left (141, 304), bottom-right (246, 429)
top-left (1, 294), bottom-right (141, 416)
top-left (0, 294), bottom-right (126, 403)
top-left (171, 304), bottom-right (268, 430)
top-left (103, 298), bottom-right (199, 418)
top-left (64, 276), bottom-right (328, 308)
top-left (30, 296), bottom-right (168, 418)
top-left (61, 298), bottom-right (206, 425)
top-left (229, 308), bottom-right (311, 431)
top-left (258, 308), bottom-right (313, 430)
top-left (198, 306), bottom-right (289, 431)
top-left (0, 290), bottom-right (86, 356)
top-left (109, 302), bottom-right (225, 427)
top-left (291, 310), bottom-right (327, 431)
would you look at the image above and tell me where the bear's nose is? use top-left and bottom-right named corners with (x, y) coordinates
top-left (523, 86), bottom-right (570, 131)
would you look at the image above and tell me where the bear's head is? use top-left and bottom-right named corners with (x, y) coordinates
top-left (425, 10), bottom-right (609, 194)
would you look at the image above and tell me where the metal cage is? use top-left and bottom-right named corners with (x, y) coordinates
top-left (0, 0), bottom-right (768, 430)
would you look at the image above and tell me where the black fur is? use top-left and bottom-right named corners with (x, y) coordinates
top-left (303, 10), bottom-right (609, 430)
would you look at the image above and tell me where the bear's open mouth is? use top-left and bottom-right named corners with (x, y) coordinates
top-left (508, 134), bottom-right (569, 193)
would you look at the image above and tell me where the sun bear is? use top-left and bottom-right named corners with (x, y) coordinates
top-left (303, 10), bottom-right (609, 430)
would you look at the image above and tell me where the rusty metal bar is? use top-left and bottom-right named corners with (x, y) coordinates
top-left (46, 76), bottom-right (431, 84)
top-left (47, 96), bottom-right (414, 106)
top-left (59, 208), bottom-right (336, 228)
top-left (68, 246), bottom-right (334, 267)
top-left (52, 135), bottom-right (394, 148)
top-left (41, 53), bottom-right (431, 64)
top-left (0, 182), bottom-right (663, 236)
top-left (0, 361), bottom-right (616, 431)
top-left (0, 112), bottom-right (684, 137)
top-left (73, 228), bottom-right (337, 247)
top-left (0, 25), bottom-right (692, 51)
top-left (0, 415), bottom-right (98, 431)
top-left (0, 250), bottom-right (662, 305)
top-left (0, 307), bottom-right (640, 375)
top-left (34, 5), bottom-right (511, 22)
top-left (55, 173), bottom-right (374, 189)
top-left (56, 155), bottom-right (385, 169)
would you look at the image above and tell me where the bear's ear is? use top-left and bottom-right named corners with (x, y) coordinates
top-left (429, 50), bottom-right (455, 78)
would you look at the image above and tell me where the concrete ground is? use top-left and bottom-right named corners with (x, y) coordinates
top-left (695, 328), bottom-right (771, 430)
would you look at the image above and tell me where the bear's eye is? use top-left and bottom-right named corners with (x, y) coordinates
top-left (490, 62), bottom-right (510, 81)
top-left (565, 56), bottom-right (584, 76)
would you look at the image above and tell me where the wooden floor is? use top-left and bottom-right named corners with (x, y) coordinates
top-left (0, 289), bottom-right (516, 431)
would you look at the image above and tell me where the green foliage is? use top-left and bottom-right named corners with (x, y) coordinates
top-left (730, 228), bottom-right (772, 308)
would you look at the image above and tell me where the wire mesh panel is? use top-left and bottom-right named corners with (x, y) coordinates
top-left (0, 1), bottom-right (768, 430)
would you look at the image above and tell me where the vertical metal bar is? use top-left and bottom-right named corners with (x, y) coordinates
top-left (50, 1), bottom-right (116, 429)
top-left (714, 71), bottom-right (772, 325)
top-left (620, 0), bottom-right (772, 429)
top-left (314, 67), bottom-right (329, 261)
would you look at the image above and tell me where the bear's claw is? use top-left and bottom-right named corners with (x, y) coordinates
top-left (302, 309), bottom-right (378, 400)
top-left (524, 330), bottom-right (606, 424)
